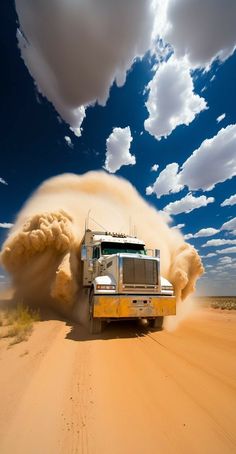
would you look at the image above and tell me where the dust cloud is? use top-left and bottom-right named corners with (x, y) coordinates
top-left (1, 171), bottom-right (204, 320)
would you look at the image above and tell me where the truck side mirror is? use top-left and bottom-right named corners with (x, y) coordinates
top-left (154, 249), bottom-right (160, 259)
top-left (81, 245), bottom-right (87, 261)
top-left (88, 259), bottom-right (94, 272)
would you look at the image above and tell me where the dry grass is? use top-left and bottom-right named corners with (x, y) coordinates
top-left (197, 296), bottom-right (236, 310)
top-left (0, 303), bottom-right (40, 345)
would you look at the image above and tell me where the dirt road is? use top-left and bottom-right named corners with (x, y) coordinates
top-left (0, 308), bottom-right (235, 454)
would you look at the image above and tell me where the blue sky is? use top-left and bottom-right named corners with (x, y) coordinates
top-left (0, 1), bottom-right (236, 295)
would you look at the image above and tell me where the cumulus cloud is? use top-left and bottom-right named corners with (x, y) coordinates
top-left (104, 127), bottom-right (136, 173)
top-left (224, 262), bottom-right (236, 269)
top-left (69, 106), bottom-right (86, 138)
top-left (216, 257), bottom-right (236, 275)
top-left (0, 178), bottom-right (7, 185)
top-left (216, 247), bottom-right (236, 254)
top-left (202, 238), bottom-right (236, 247)
top-left (64, 136), bottom-right (73, 148)
top-left (221, 217), bottom-right (236, 232)
top-left (184, 233), bottom-right (193, 240)
top-left (217, 113), bottom-right (226, 123)
top-left (151, 164), bottom-right (159, 172)
top-left (205, 253), bottom-right (217, 257)
top-left (172, 223), bottom-right (185, 230)
top-left (15, 0), bottom-right (157, 132)
top-left (179, 124), bottom-right (236, 191)
top-left (0, 223), bottom-right (13, 229)
top-left (163, 193), bottom-right (214, 215)
top-left (144, 56), bottom-right (207, 139)
top-left (146, 186), bottom-right (153, 196)
top-left (221, 194), bottom-right (236, 207)
top-left (146, 125), bottom-right (236, 198)
top-left (146, 163), bottom-right (184, 198)
top-left (181, 228), bottom-right (219, 240)
top-left (218, 256), bottom-right (233, 264)
top-left (162, 0), bottom-right (236, 69)
top-left (14, 0), bottom-right (236, 146)
top-left (194, 228), bottom-right (220, 238)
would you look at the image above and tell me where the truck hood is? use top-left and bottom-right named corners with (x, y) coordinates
top-left (160, 276), bottom-right (173, 287)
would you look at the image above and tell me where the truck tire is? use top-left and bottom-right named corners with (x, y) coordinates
top-left (89, 288), bottom-right (103, 334)
top-left (90, 317), bottom-right (103, 334)
top-left (149, 316), bottom-right (164, 330)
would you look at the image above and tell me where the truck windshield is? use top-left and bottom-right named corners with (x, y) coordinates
top-left (101, 242), bottom-right (146, 255)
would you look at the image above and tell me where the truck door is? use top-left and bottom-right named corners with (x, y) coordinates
top-left (92, 246), bottom-right (100, 277)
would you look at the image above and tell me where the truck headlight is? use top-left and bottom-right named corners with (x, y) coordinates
top-left (96, 284), bottom-right (116, 290)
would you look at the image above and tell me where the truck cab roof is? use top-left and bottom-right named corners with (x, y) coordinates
top-left (92, 234), bottom-right (145, 246)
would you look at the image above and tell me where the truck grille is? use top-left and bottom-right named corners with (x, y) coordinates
top-left (122, 258), bottom-right (158, 286)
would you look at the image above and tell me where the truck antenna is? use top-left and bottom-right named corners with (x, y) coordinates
top-left (89, 216), bottom-right (108, 232)
top-left (85, 209), bottom-right (91, 231)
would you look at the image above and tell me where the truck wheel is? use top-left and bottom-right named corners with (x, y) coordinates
top-left (149, 317), bottom-right (164, 330)
top-left (90, 318), bottom-right (103, 334)
top-left (89, 288), bottom-right (103, 334)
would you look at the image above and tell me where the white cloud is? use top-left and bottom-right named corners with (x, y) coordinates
top-left (221, 217), bottom-right (236, 232)
top-left (163, 193), bottom-right (214, 215)
top-left (216, 113), bottom-right (226, 123)
top-left (179, 124), bottom-right (236, 191)
top-left (146, 186), bottom-right (153, 196)
top-left (184, 233), bottom-right (193, 240)
top-left (194, 228), bottom-right (220, 238)
top-left (104, 127), bottom-right (135, 173)
top-left (217, 247), bottom-right (236, 254)
top-left (144, 55), bottom-right (207, 139)
top-left (218, 256), bottom-right (233, 264)
top-left (185, 228), bottom-right (220, 241)
top-left (64, 136), bottom-right (73, 148)
top-left (162, 0), bottom-right (236, 69)
top-left (202, 239), bottom-right (236, 247)
top-left (15, 1), bottom-right (158, 132)
top-left (146, 125), bottom-right (236, 199)
top-left (0, 178), bottom-right (7, 185)
top-left (172, 223), bottom-right (185, 230)
top-left (217, 262), bottom-right (236, 269)
top-left (0, 223), bottom-right (13, 229)
top-left (151, 164), bottom-right (159, 172)
top-left (147, 163), bottom-right (183, 198)
top-left (69, 106), bottom-right (86, 138)
top-left (221, 194), bottom-right (236, 207)
top-left (205, 253), bottom-right (217, 257)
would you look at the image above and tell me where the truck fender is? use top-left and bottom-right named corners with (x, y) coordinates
top-left (93, 274), bottom-right (116, 288)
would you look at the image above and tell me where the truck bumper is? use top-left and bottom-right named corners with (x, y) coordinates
top-left (93, 294), bottom-right (176, 318)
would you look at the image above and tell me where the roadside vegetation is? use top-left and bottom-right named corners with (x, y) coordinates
top-left (197, 296), bottom-right (236, 311)
top-left (0, 303), bottom-right (40, 346)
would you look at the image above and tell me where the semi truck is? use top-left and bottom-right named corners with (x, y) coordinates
top-left (81, 229), bottom-right (176, 333)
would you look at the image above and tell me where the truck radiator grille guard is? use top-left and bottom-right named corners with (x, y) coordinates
top-left (122, 258), bottom-right (158, 286)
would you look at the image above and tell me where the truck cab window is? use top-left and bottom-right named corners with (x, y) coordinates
top-left (101, 242), bottom-right (146, 255)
